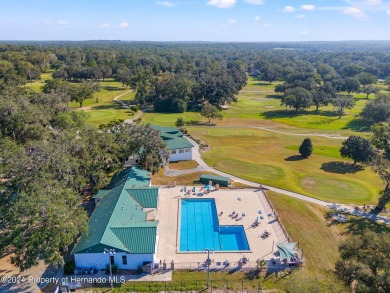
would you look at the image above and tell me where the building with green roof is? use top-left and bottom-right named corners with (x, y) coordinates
top-left (73, 167), bottom-right (160, 270)
top-left (126, 125), bottom-right (194, 166)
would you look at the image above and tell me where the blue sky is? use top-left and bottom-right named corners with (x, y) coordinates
top-left (1, 0), bottom-right (390, 41)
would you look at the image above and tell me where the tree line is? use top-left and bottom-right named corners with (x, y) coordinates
top-left (0, 77), bottom-right (166, 270)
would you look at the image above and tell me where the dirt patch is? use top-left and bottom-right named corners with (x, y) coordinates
top-left (76, 106), bottom-right (91, 111)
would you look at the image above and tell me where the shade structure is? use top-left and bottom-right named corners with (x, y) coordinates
top-left (277, 242), bottom-right (298, 260)
top-left (204, 185), bottom-right (212, 190)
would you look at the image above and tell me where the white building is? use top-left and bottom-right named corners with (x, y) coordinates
top-left (72, 167), bottom-right (160, 271)
top-left (126, 125), bottom-right (194, 166)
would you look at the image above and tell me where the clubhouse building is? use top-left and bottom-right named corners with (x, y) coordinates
top-left (72, 168), bottom-right (159, 271)
top-left (126, 125), bottom-right (194, 166)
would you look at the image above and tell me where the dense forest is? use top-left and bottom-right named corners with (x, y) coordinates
top-left (1, 41), bottom-right (390, 282)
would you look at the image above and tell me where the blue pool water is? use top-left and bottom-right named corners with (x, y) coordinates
top-left (180, 199), bottom-right (250, 252)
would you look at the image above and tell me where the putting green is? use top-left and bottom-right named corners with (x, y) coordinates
top-left (300, 176), bottom-right (371, 201)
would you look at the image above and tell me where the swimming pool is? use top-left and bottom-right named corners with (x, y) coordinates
top-left (179, 199), bottom-right (250, 252)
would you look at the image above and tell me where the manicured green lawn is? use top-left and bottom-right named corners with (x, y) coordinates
top-left (26, 71), bottom-right (53, 92)
top-left (142, 77), bottom-right (375, 137)
top-left (168, 160), bottom-right (199, 170)
top-left (69, 80), bottom-right (135, 126)
top-left (189, 126), bottom-right (382, 204)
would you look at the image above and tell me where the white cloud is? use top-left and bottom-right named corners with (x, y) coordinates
top-left (244, 0), bottom-right (264, 5)
top-left (57, 19), bottom-right (68, 25)
top-left (119, 22), bottom-right (129, 28)
top-left (295, 14), bottom-right (307, 19)
top-left (254, 15), bottom-right (260, 21)
top-left (56, 19), bottom-right (70, 29)
top-left (283, 5), bottom-right (296, 13)
top-left (343, 7), bottom-right (367, 18)
top-left (387, 9), bottom-right (390, 14)
top-left (301, 4), bottom-right (315, 11)
top-left (228, 18), bottom-right (237, 23)
top-left (263, 23), bottom-right (272, 27)
top-left (98, 23), bottom-right (111, 28)
top-left (300, 30), bottom-right (309, 35)
top-left (156, 1), bottom-right (175, 7)
top-left (44, 20), bottom-right (51, 24)
top-left (207, 0), bottom-right (236, 8)
top-left (363, 0), bottom-right (382, 6)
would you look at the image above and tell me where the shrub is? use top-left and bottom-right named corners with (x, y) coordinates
top-left (130, 105), bottom-right (139, 112)
top-left (299, 138), bottom-right (313, 158)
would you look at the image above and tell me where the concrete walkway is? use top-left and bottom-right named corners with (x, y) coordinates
top-left (113, 90), bottom-right (143, 123)
top-left (164, 136), bottom-right (390, 225)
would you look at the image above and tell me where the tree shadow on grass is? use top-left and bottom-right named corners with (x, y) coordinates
top-left (93, 103), bottom-right (130, 111)
top-left (284, 155), bottom-right (305, 161)
top-left (343, 118), bottom-right (371, 132)
top-left (321, 161), bottom-right (364, 174)
top-left (261, 109), bottom-right (338, 120)
top-left (265, 94), bottom-right (282, 100)
top-left (100, 85), bottom-right (124, 91)
top-left (343, 216), bottom-right (390, 235)
top-left (326, 211), bottom-right (390, 235)
top-left (252, 81), bottom-right (273, 87)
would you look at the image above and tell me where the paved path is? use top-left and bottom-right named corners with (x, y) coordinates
top-left (164, 136), bottom-right (390, 225)
top-left (113, 90), bottom-right (143, 123)
top-left (208, 125), bottom-right (348, 140)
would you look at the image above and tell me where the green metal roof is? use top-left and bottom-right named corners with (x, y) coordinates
top-left (151, 125), bottom-right (193, 150)
top-left (93, 189), bottom-right (110, 199)
top-left (127, 188), bottom-right (159, 208)
top-left (108, 167), bottom-right (151, 189)
top-left (73, 167), bottom-right (158, 255)
top-left (200, 174), bottom-right (230, 182)
top-left (111, 226), bottom-right (157, 254)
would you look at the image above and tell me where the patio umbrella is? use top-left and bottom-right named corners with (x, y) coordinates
top-left (255, 217), bottom-right (258, 223)
top-left (192, 187), bottom-right (196, 192)
top-left (277, 242), bottom-right (298, 260)
top-left (204, 185), bottom-right (212, 190)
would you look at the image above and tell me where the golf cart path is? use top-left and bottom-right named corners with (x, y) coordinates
top-left (210, 125), bottom-right (348, 139)
top-left (113, 90), bottom-right (143, 123)
top-left (164, 136), bottom-right (389, 225)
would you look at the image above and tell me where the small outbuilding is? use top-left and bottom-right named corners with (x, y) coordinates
top-left (199, 174), bottom-right (230, 187)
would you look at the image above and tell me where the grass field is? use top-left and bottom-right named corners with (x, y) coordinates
top-left (151, 169), bottom-right (214, 186)
top-left (27, 73), bottom-right (136, 126)
top-left (188, 126), bottom-right (382, 204)
top-left (142, 77), bottom-right (380, 136)
top-left (68, 80), bottom-right (134, 126)
top-left (140, 77), bottom-right (384, 205)
top-left (26, 71), bottom-right (53, 92)
top-left (168, 160), bottom-right (199, 170)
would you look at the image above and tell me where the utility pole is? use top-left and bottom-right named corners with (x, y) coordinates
top-left (203, 248), bottom-right (214, 288)
top-left (104, 248), bottom-right (116, 290)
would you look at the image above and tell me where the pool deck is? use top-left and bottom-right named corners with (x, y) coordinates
top-left (155, 187), bottom-right (283, 268)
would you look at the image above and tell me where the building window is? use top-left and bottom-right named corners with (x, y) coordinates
top-left (171, 150), bottom-right (177, 154)
top-left (122, 255), bottom-right (127, 265)
top-left (110, 255), bottom-right (115, 265)
top-left (185, 148), bottom-right (191, 152)
top-left (179, 149), bottom-right (184, 153)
